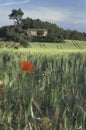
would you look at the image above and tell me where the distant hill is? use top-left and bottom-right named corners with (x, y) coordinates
top-left (22, 17), bottom-right (86, 41)
top-left (0, 17), bottom-right (86, 46)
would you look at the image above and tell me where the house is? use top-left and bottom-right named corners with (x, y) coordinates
top-left (27, 29), bottom-right (47, 36)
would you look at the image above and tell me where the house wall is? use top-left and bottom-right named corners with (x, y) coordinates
top-left (27, 29), bottom-right (47, 36)
top-left (43, 30), bottom-right (47, 36)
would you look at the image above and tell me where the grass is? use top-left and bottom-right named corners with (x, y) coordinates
top-left (0, 40), bottom-right (86, 130)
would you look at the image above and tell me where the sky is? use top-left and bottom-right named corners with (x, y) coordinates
top-left (0, 0), bottom-right (86, 32)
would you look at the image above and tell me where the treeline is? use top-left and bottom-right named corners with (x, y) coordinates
top-left (22, 17), bottom-right (86, 41)
top-left (0, 18), bottom-right (65, 44)
top-left (64, 29), bottom-right (86, 41)
top-left (0, 8), bottom-right (86, 47)
top-left (0, 25), bottom-right (29, 47)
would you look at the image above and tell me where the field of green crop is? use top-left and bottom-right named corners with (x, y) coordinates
top-left (29, 40), bottom-right (86, 50)
top-left (0, 40), bottom-right (86, 50)
top-left (0, 40), bottom-right (86, 130)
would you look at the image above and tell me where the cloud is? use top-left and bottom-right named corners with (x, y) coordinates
top-left (24, 7), bottom-right (70, 22)
top-left (0, 9), bottom-right (13, 26)
top-left (0, 0), bottom-right (30, 6)
top-left (23, 6), bottom-right (86, 32)
top-left (24, 6), bottom-right (86, 24)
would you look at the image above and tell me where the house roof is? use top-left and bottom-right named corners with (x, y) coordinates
top-left (27, 29), bottom-right (47, 31)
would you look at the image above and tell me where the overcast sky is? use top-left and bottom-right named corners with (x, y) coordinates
top-left (0, 0), bottom-right (86, 32)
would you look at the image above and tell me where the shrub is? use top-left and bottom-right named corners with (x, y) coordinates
top-left (19, 39), bottom-right (28, 47)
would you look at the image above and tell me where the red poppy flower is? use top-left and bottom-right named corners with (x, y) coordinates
top-left (0, 88), bottom-right (4, 92)
top-left (21, 61), bottom-right (36, 72)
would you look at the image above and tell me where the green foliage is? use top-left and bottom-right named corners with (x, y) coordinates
top-left (64, 30), bottom-right (86, 41)
top-left (37, 29), bottom-right (44, 36)
top-left (9, 8), bottom-right (24, 25)
top-left (0, 25), bottom-right (29, 47)
top-left (19, 39), bottom-right (28, 47)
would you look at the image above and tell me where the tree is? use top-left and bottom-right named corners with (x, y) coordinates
top-left (37, 29), bottom-right (44, 36)
top-left (9, 8), bottom-right (24, 25)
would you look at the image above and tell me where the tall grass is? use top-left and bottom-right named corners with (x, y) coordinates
top-left (0, 50), bottom-right (86, 130)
